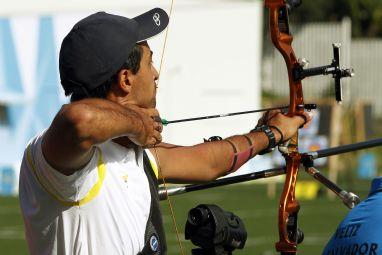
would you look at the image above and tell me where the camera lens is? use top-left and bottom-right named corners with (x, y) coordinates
top-left (188, 207), bottom-right (209, 226)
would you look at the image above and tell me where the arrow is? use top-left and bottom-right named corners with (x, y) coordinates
top-left (160, 106), bottom-right (288, 125)
top-left (158, 104), bottom-right (317, 126)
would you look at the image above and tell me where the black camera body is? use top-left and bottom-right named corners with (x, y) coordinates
top-left (185, 204), bottom-right (247, 255)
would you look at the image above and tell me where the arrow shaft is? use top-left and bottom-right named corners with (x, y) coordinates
top-left (164, 106), bottom-right (288, 125)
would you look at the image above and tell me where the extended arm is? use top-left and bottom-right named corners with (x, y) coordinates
top-left (151, 132), bottom-right (271, 183)
top-left (151, 110), bottom-right (311, 183)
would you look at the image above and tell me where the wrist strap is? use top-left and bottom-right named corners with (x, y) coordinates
top-left (226, 140), bottom-right (238, 173)
top-left (269, 125), bottom-right (284, 145)
top-left (243, 134), bottom-right (254, 161)
top-left (226, 136), bottom-right (254, 174)
top-left (251, 125), bottom-right (276, 155)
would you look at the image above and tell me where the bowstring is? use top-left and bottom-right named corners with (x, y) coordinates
top-left (158, 0), bottom-right (174, 77)
top-left (154, 0), bottom-right (185, 254)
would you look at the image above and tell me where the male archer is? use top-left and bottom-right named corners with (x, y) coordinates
top-left (18, 8), bottom-right (311, 255)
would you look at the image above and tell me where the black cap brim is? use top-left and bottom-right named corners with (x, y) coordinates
top-left (133, 8), bottom-right (169, 42)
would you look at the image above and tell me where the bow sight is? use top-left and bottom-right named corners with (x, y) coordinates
top-left (284, 0), bottom-right (354, 103)
top-left (293, 43), bottom-right (354, 103)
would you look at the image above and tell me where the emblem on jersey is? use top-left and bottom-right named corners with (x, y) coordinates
top-left (153, 13), bottom-right (160, 26)
top-left (149, 234), bottom-right (159, 252)
top-left (122, 174), bottom-right (129, 188)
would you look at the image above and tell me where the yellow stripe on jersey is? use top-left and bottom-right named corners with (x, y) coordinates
top-left (149, 159), bottom-right (159, 179)
top-left (26, 145), bottom-right (106, 206)
top-left (145, 149), bottom-right (159, 179)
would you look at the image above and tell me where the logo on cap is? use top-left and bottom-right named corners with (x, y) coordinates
top-left (153, 13), bottom-right (161, 26)
top-left (150, 234), bottom-right (159, 252)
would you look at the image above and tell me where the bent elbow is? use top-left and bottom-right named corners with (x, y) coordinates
top-left (62, 103), bottom-right (93, 122)
top-left (59, 103), bottom-right (96, 149)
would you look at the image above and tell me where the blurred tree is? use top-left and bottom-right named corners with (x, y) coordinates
top-left (289, 0), bottom-right (382, 37)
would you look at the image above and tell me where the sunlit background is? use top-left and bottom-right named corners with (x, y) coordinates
top-left (0, 0), bottom-right (381, 254)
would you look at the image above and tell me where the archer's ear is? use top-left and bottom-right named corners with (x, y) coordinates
top-left (117, 69), bottom-right (134, 93)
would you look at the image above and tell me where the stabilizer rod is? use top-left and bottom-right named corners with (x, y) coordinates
top-left (304, 137), bottom-right (382, 159)
top-left (158, 138), bottom-right (382, 203)
top-left (158, 167), bottom-right (286, 200)
top-left (303, 157), bottom-right (360, 209)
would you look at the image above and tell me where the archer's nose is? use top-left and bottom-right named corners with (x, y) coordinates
top-left (153, 66), bottom-right (159, 81)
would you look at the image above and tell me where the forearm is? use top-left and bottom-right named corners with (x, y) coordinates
top-left (155, 130), bottom-right (281, 183)
top-left (42, 98), bottom-right (151, 174)
top-left (61, 98), bottom-right (144, 147)
top-left (156, 109), bottom-right (309, 183)
top-left (205, 130), bottom-right (282, 178)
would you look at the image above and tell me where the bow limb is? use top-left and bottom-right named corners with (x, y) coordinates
top-left (265, 0), bottom-right (304, 253)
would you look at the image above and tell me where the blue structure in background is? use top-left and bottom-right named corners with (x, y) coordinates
top-left (358, 153), bottom-right (377, 179)
top-left (0, 167), bottom-right (15, 195)
top-left (0, 17), bottom-right (63, 195)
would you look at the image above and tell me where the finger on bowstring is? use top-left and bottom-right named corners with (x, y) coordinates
top-left (146, 137), bottom-right (159, 148)
top-left (153, 131), bottom-right (163, 144)
top-left (152, 116), bottom-right (162, 123)
top-left (154, 121), bottom-right (163, 132)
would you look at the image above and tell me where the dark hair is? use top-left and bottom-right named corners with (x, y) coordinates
top-left (70, 44), bottom-right (143, 102)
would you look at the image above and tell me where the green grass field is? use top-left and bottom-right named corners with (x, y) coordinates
top-left (0, 180), bottom-right (371, 255)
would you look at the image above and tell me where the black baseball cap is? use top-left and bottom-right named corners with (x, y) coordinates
top-left (59, 8), bottom-right (169, 96)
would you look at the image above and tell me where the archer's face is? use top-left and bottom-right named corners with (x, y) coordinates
top-left (129, 42), bottom-right (159, 108)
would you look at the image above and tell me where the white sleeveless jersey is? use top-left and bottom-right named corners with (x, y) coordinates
top-left (19, 132), bottom-right (156, 255)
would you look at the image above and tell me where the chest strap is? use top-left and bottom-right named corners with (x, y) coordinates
top-left (138, 151), bottom-right (167, 255)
